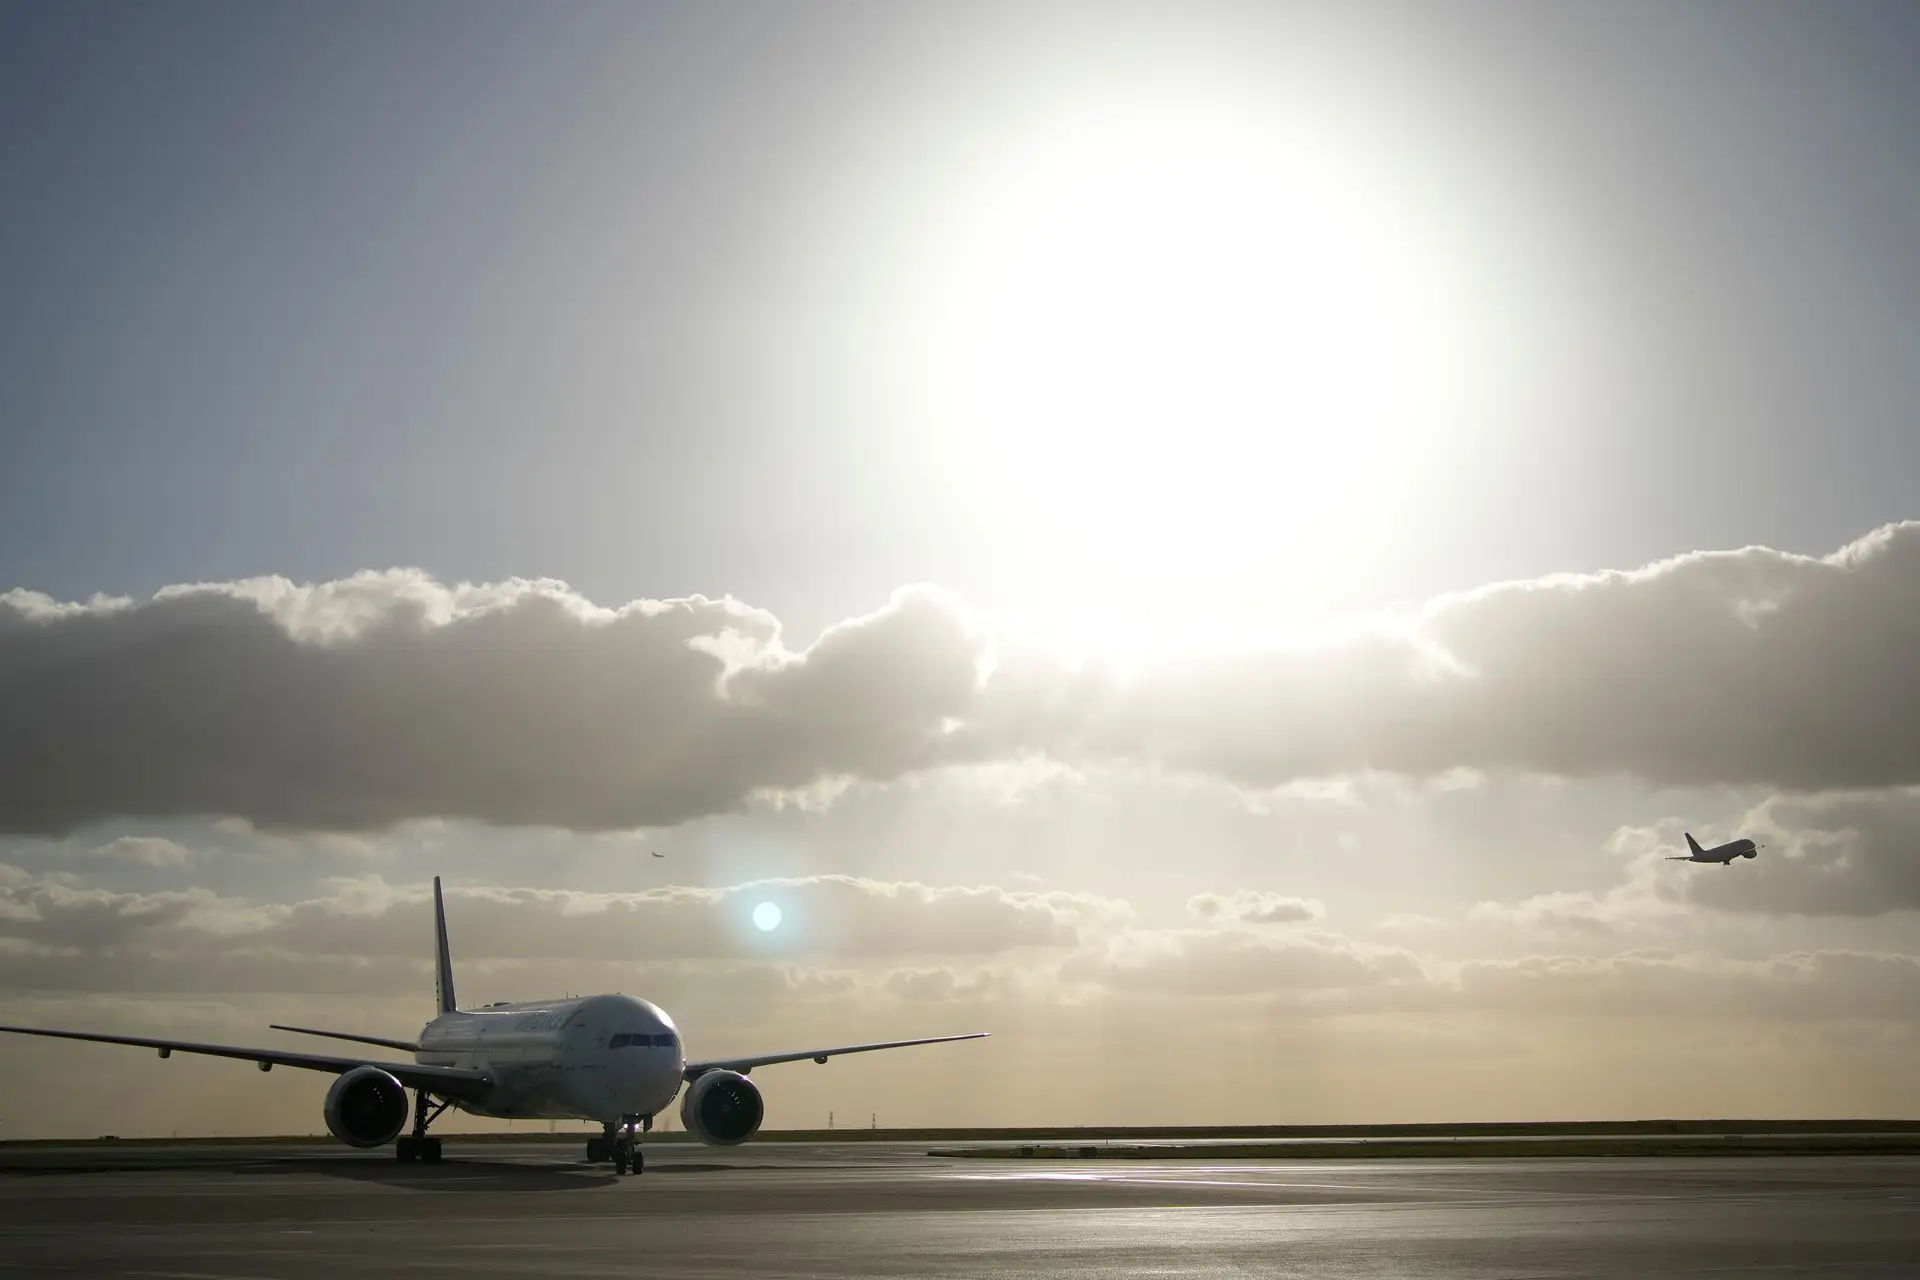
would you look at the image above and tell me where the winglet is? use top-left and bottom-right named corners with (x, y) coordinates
top-left (433, 876), bottom-right (458, 1014)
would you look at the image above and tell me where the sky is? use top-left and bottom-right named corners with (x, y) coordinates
top-left (3, 0), bottom-right (1920, 1138)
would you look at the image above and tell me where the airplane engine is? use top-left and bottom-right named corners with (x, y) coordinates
top-left (323, 1066), bottom-right (410, 1148)
top-left (1744, 849), bottom-right (1758, 859)
top-left (679, 1069), bottom-right (763, 1146)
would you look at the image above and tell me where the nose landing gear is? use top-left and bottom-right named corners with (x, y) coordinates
top-left (586, 1116), bottom-right (650, 1176)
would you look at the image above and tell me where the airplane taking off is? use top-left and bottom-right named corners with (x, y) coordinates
top-left (0, 878), bottom-right (986, 1175)
top-left (1668, 832), bottom-right (1762, 865)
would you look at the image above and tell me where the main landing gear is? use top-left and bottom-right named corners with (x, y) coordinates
top-left (584, 1115), bottom-right (651, 1176)
top-left (395, 1089), bottom-right (452, 1163)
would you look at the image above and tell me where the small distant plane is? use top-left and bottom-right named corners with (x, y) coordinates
top-left (1668, 832), bottom-right (1761, 865)
top-left (651, 850), bottom-right (665, 859)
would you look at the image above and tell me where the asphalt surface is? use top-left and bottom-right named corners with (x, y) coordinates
top-left (1, 1140), bottom-right (1917, 1277)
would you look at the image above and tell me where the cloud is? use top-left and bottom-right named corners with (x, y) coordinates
top-left (0, 877), bottom-right (247, 948)
top-left (1055, 921), bottom-right (1920, 1026)
top-left (1465, 824), bottom-right (1697, 938)
top-left (0, 872), bottom-right (1119, 997)
top-left (1061, 927), bottom-right (1426, 999)
top-left (1662, 790), bottom-right (1920, 918)
top-left (1186, 889), bottom-right (1324, 924)
top-left (0, 573), bottom-right (982, 834)
top-left (1450, 948), bottom-right (1920, 1022)
top-left (85, 836), bottom-right (193, 868)
top-left (6, 522), bottom-right (1920, 833)
top-left (34, 862), bottom-right (1889, 1024)
top-left (1468, 793), bottom-right (1920, 925)
top-left (966, 520), bottom-right (1920, 794)
top-left (878, 965), bottom-right (1045, 1004)
top-left (9, 864), bottom-right (1920, 1139)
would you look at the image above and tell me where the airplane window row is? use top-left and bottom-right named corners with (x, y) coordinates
top-left (609, 1033), bottom-right (679, 1048)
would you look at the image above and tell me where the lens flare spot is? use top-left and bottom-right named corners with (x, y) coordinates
top-left (752, 901), bottom-right (783, 932)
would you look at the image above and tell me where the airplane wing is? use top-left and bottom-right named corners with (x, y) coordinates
top-left (685, 1032), bottom-right (987, 1079)
top-left (0, 1023), bottom-right (491, 1100)
top-left (270, 1023), bottom-right (422, 1053)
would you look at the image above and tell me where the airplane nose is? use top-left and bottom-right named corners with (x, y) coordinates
top-left (612, 1042), bottom-right (681, 1114)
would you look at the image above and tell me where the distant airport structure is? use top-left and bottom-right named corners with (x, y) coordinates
top-left (0, 878), bottom-right (985, 1175)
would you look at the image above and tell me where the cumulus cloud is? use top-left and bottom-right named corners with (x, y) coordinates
top-left (0, 877), bottom-right (248, 948)
top-left (1467, 890), bottom-right (1670, 939)
top-left (0, 574), bottom-right (982, 834)
top-left (8, 863), bottom-right (1920, 1070)
top-left (1472, 794), bottom-right (1920, 925)
top-left (1466, 824), bottom-right (1697, 938)
top-left (1450, 948), bottom-right (1920, 1022)
top-left (84, 836), bottom-right (193, 868)
top-left (0, 872), bottom-right (1120, 997)
top-left (879, 965), bottom-right (1046, 1004)
top-left (1673, 790), bottom-right (1920, 918)
top-left (1061, 927), bottom-right (1427, 999)
top-left (967, 520), bottom-right (1920, 794)
top-left (1186, 889), bottom-right (1324, 924)
top-left (6, 522), bottom-right (1920, 833)
top-left (1057, 923), bottom-right (1920, 1025)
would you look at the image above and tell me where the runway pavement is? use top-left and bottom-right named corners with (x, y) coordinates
top-left (2, 1139), bottom-right (1916, 1277)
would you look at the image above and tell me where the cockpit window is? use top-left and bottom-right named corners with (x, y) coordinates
top-left (610, 1033), bottom-right (679, 1049)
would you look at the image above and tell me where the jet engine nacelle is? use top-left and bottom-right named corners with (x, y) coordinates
top-left (1743, 849), bottom-right (1758, 859)
top-left (679, 1069), bottom-right (764, 1146)
top-left (323, 1066), bottom-right (410, 1148)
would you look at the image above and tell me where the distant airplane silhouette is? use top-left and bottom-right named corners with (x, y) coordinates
top-left (651, 850), bottom-right (665, 858)
top-left (1668, 832), bottom-right (1761, 865)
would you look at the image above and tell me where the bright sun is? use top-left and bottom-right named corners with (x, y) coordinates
top-left (901, 92), bottom-right (1485, 626)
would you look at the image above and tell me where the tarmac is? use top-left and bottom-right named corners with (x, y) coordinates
top-left (2, 1139), bottom-right (1917, 1277)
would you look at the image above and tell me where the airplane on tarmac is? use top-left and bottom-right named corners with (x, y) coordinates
top-left (1667, 832), bottom-right (1762, 865)
top-left (0, 878), bottom-right (987, 1175)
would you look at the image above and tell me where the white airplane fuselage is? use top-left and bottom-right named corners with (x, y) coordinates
top-left (415, 993), bottom-right (685, 1125)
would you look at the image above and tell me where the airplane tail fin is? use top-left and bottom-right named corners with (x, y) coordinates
top-left (1684, 833), bottom-right (1704, 858)
top-left (433, 876), bottom-right (458, 1015)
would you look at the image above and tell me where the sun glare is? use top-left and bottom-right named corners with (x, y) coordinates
top-left (900, 92), bottom-right (1487, 623)
top-left (752, 901), bottom-right (783, 932)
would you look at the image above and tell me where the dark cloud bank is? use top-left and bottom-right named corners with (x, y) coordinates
top-left (3, 522), bottom-right (1918, 834)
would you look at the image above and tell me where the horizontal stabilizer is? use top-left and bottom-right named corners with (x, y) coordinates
top-left (271, 1024), bottom-right (420, 1053)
